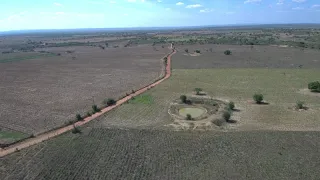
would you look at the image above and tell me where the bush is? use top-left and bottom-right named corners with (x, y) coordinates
top-left (224, 50), bottom-right (232, 55)
top-left (104, 98), bottom-right (116, 106)
top-left (76, 114), bottom-right (82, 121)
top-left (71, 125), bottom-right (81, 134)
top-left (296, 101), bottom-right (305, 109)
top-left (186, 114), bottom-right (192, 120)
top-left (253, 93), bottom-right (264, 104)
top-left (228, 101), bottom-right (235, 110)
top-left (194, 88), bottom-right (202, 95)
top-left (195, 50), bottom-right (201, 53)
top-left (185, 48), bottom-right (189, 53)
top-left (86, 112), bottom-right (91, 117)
top-left (92, 105), bottom-right (100, 113)
top-left (308, 81), bottom-right (320, 92)
top-left (180, 95), bottom-right (187, 103)
top-left (223, 111), bottom-right (231, 122)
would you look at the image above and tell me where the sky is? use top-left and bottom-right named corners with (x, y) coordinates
top-left (0, 0), bottom-right (320, 31)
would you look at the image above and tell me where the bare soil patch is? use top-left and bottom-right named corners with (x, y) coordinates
top-left (172, 44), bottom-right (320, 69)
top-left (0, 45), bottom-right (169, 134)
top-left (298, 88), bottom-right (320, 97)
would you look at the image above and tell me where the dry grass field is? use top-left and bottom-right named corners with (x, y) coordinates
top-left (172, 44), bottom-right (320, 69)
top-left (1, 27), bottom-right (320, 179)
top-left (0, 45), bottom-right (169, 137)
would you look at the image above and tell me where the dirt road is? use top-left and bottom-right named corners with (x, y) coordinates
top-left (0, 49), bottom-right (176, 157)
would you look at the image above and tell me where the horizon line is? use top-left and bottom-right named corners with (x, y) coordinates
top-left (1, 23), bottom-right (320, 34)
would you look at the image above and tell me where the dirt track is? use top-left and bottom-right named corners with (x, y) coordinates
top-left (0, 48), bottom-right (176, 158)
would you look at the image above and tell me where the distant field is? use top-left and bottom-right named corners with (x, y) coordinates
top-left (1, 129), bottom-right (320, 180)
top-left (0, 52), bottom-right (57, 63)
top-left (172, 44), bottom-right (320, 69)
top-left (0, 45), bottom-right (169, 135)
top-left (92, 69), bottom-right (320, 131)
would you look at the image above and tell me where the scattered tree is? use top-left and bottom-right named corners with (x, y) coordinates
top-left (223, 111), bottom-right (231, 122)
top-left (185, 48), bottom-right (189, 53)
top-left (76, 114), bottom-right (82, 121)
top-left (296, 101), bottom-right (305, 109)
top-left (92, 105), bottom-right (100, 113)
top-left (195, 50), bottom-right (201, 53)
top-left (186, 114), bottom-right (192, 120)
top-left (253, 93), bottom-right (264, 104)
top-left (228, 101), bottom-right (235, 110)
top-left (104, 98), bottom-right (116, 106)
top-left (308, 81), bottom-right (320, 92)
top-left (105, 42), bottom-right (109, 47)
top-left (224, 50), bottom-right (232, 55)
top-left (71, 125), bottom-right (81, 134)
top-left (180, 95), bottom-right (187, 103)
top-left (194, 88), bottom-right (203, 95)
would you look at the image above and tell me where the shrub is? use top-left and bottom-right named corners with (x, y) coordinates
top-left (132, 90), bottom-right (135, 94)
top-left (296, 101), bottom-right (305, 109)
top-left (180, 95), bottom-right (187, 103)
top-left (195, 50), bottom-right (201, 53)
top-left (71, 125), bottom-right (81, 134)
top-left (228, 101), bottom-right (235, 110)
top-left (224, 50), bottom-right (232, 55)
top-left (223, 111), bottom-right (231, 122)
top-left (76, 114), bottom-right (82, 121)
top-left (186, 114), bottom-right (192, 120)
top-left (92, 105), bottom-right (100, 113)
top-left (185, 48), bottom-right (189, 53)
top-left (86, 112), bottom-right (91, 117)
top-left (308, 81), bottom-right (320, 92)
top-left (104, 98), bottom-right (116, 106)
top-left (253, 93), bottom-right (264, 104)
top-left (194, 88), bottom-right (202, 95)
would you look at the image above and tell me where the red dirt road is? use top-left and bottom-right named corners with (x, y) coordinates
top-left (0, 49), bottom-right (176, 158)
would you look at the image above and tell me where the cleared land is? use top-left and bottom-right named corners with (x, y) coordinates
top-left (172, 45), bottom-right (320, 69)
top-left (0, 45), bottom-right (169, 136)
top-left (1, 129), bottom-right (320, 180)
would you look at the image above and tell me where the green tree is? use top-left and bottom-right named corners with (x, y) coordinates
top-left (296, 101), bottom-right (305, 109)
top-left (186, 114), bottom-right (192, 120)
top-left (228, 101), bottom-right (235, 110)
top-left (224, 50), bottom-right (232, 55)
top-left (194, 88), bottom-right (202, 95)
top-left (180, 95), bottom-right (187, 103)
top-left (253, 93), bottom-right (264, 104)
top-left (92, 105), bottom-right (100, 113)
top-left (104, 98), bottom-right (116, 106)
top-left (223, 111), bottom-right (231, 122)
top-left (76, 114), bottom-right (82, 121)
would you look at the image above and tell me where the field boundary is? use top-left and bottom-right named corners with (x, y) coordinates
top-left (0, 48), bottom-right (176, 158)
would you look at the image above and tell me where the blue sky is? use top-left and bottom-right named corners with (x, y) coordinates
top-left (0, 0), bottom-right (320, 31)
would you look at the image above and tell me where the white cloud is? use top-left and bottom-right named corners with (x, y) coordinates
top-left (292, 0), bottom-right (306, 2)
top-left (54, 2), bottom-right (62, 6)
top-left (292, 7), bottom-right (304, 10)
top-left (312, 4), bottom-right (320, 8)
top-left (244, 0), bottom-right (261, 4)
top-left (165, 8), bottom-right (171, 11)
top-left (176, 2), bottom-right (184, 6)
top-left (277, 0), bottom-right (284, 5)
top-left (157, 0), bottom-right (162, 2)
top-left (199, 8), bottom-right (214, 13)
top-left (186, 4), bottom-right (202, 8)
